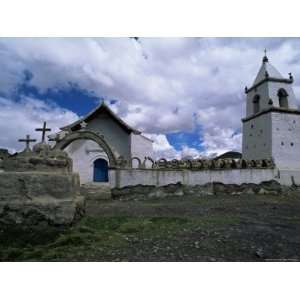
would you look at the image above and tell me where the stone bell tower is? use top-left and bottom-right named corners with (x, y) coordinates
top-left (242, 51), bottom-right (300, 169)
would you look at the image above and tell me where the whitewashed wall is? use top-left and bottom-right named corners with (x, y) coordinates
top-left (109, 168), bottom-right (281, 188)
top-left (242, 113), bottom-right (272, 160)
top-left (87, 113), bottom-right (131, 160)
top-left (130, 133), bottom-right (154, 165)
top-left (246, 83), bottom-right (269, 116)
top-left (272, 112), bottom-right (300, 169)
top-left (65, 139), bottom-right (108, 184)
top-left (268, 81), bottom-right (298, 109)
top-left (246, 80), bottom-right (297, 116)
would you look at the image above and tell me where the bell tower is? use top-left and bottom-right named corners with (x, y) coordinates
top-left (242, 51), bottom-right (300, 169)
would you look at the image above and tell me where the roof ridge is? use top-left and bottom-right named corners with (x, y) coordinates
top-left (60, 101), bottom-right (141, 134)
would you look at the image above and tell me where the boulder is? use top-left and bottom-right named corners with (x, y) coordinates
top-left (0, 172), bottom-right (84, 226)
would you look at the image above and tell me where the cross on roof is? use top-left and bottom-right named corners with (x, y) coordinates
top-left (35, 121), bottom-right (51, 143)
top-left (18, 134), bottom-right (36, 151)
top-left (263, 48), bottom-right (269, 63)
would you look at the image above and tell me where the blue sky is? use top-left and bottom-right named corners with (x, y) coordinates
top-left (1, 38), bottom-right (300, 157)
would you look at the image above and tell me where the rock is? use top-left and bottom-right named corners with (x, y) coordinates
top-left (0, 171), bottom-right (83, 226)
top-left (255, 247), bottom-right (264, 258)
top-left (2, 144), bottom-right (72, 174)
top-left (0, 149), bottom-right (9, 160)
top-left (80, 183), bottom-right (111, 201)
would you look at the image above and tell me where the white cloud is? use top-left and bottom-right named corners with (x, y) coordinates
top-left (146, 133), bottom-right (211, 160)
top-left (0, 96), bottom-right (78, 153)
top-left (1, 38), bottom-right (300, 155)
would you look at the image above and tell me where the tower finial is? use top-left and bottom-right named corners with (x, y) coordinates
top-left (263, 48), bottom-right (268, 63)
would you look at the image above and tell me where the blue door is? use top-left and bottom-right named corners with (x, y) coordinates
top-left (93, 159), bottom-right (108, 182)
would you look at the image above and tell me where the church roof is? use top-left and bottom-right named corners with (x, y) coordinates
top-left (252, 55), bottom-right (284, 86)
top-left (60, 102), bottom-right (141, 134)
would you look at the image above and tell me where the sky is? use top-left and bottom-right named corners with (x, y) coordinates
top-left (1, 37), bottom-right (300, 159)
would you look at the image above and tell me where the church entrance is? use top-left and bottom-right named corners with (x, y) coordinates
top-left (93, 158), bottom-right (109, 182)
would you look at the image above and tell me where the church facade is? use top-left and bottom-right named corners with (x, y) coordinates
top-left (242, 53), bottom-right (300, 170)
top-left (50, 102), bottom-right (153, 184)
top-left (45, 53), bottom-right (300, 186)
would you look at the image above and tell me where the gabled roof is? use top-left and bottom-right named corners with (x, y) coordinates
top-left (60, 101), bottom-right (141, 134)
top-left (252, 55), bottom-right (284, 86)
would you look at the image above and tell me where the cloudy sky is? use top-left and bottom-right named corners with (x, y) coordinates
top-left (1, 37), bottom-right (300, 158)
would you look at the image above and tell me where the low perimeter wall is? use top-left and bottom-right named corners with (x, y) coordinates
top-left (109, 168), bottom-right (300, 188)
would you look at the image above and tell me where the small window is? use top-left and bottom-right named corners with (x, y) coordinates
top-left (281, 142), bottom-right (284, 146)
top-left (291, 142), bottom-right (294, 146)
top-left (251, 124), bottom-right (254, 129)
top-left (278, 88), bottom-right (289, 108)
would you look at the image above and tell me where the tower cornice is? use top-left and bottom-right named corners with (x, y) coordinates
top-left (242, 106), bottom-right (300, 122)
top-left (245, 77), bottom-right (293, 94)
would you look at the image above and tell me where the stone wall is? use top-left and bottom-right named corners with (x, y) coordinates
top-left (0, 143), bottom-right (84, 226)
top-left (3, 144), bottom-right (72, 174)
top-left (111, 180), bottom-right (284, 201)
top-left (0, 172), bottom-right (83, 226)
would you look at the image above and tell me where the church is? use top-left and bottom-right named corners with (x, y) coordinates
top-left (46, 52), bottom-right (300, 187)
top-left (49, 102), bottom-right (154, 184)
top-left (242, 52), bottom-right (300, 169)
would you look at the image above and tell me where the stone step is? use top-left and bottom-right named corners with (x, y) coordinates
top-left (80, 183), bottom-right (112, 201)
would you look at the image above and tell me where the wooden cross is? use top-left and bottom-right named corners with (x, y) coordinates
top-left (18, 134), bottom-right (36, 151)
top-left (35, 121), bottom-right (51, 143)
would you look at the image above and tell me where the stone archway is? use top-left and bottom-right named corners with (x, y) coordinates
top-left (53, 130), bottom-right (117, 167)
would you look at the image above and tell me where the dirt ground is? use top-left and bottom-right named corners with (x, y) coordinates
top-left (1, 193), bottom-right (300, 261)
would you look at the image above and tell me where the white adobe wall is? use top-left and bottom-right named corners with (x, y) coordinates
top-left (109, 168), bottom-right (278, 188)
top-left (246, 84), bottom-right (269, 116)
top-left (242, 113), bottom-right (272, 160)
top-left (130, 133), bottom-right (154, 164)
top-left (87, 113), bottom-right (131, 160)
top-left (246, 81), bottom-right (297, 116)
top-left (65, 139), bottom-right (108, 184)
top-left (271, 112), bottom-right (300, 169)
top-left (268, 81), bottom-right (298, 109)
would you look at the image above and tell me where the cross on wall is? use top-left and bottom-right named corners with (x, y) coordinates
top-left (35, 121), bottom-right (51, 143)
top-left (18, 135), bottom-right (36, 151)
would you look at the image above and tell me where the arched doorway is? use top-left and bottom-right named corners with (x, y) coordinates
top-left (93, 158), bottom-right (108, 182)
top-left (53, 130), bottom-right (117, 184)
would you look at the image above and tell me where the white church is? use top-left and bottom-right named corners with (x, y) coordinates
top-left (48, 52), bottom-right (300, 186)
top-left (50, 102), bottom-right (154, 183)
